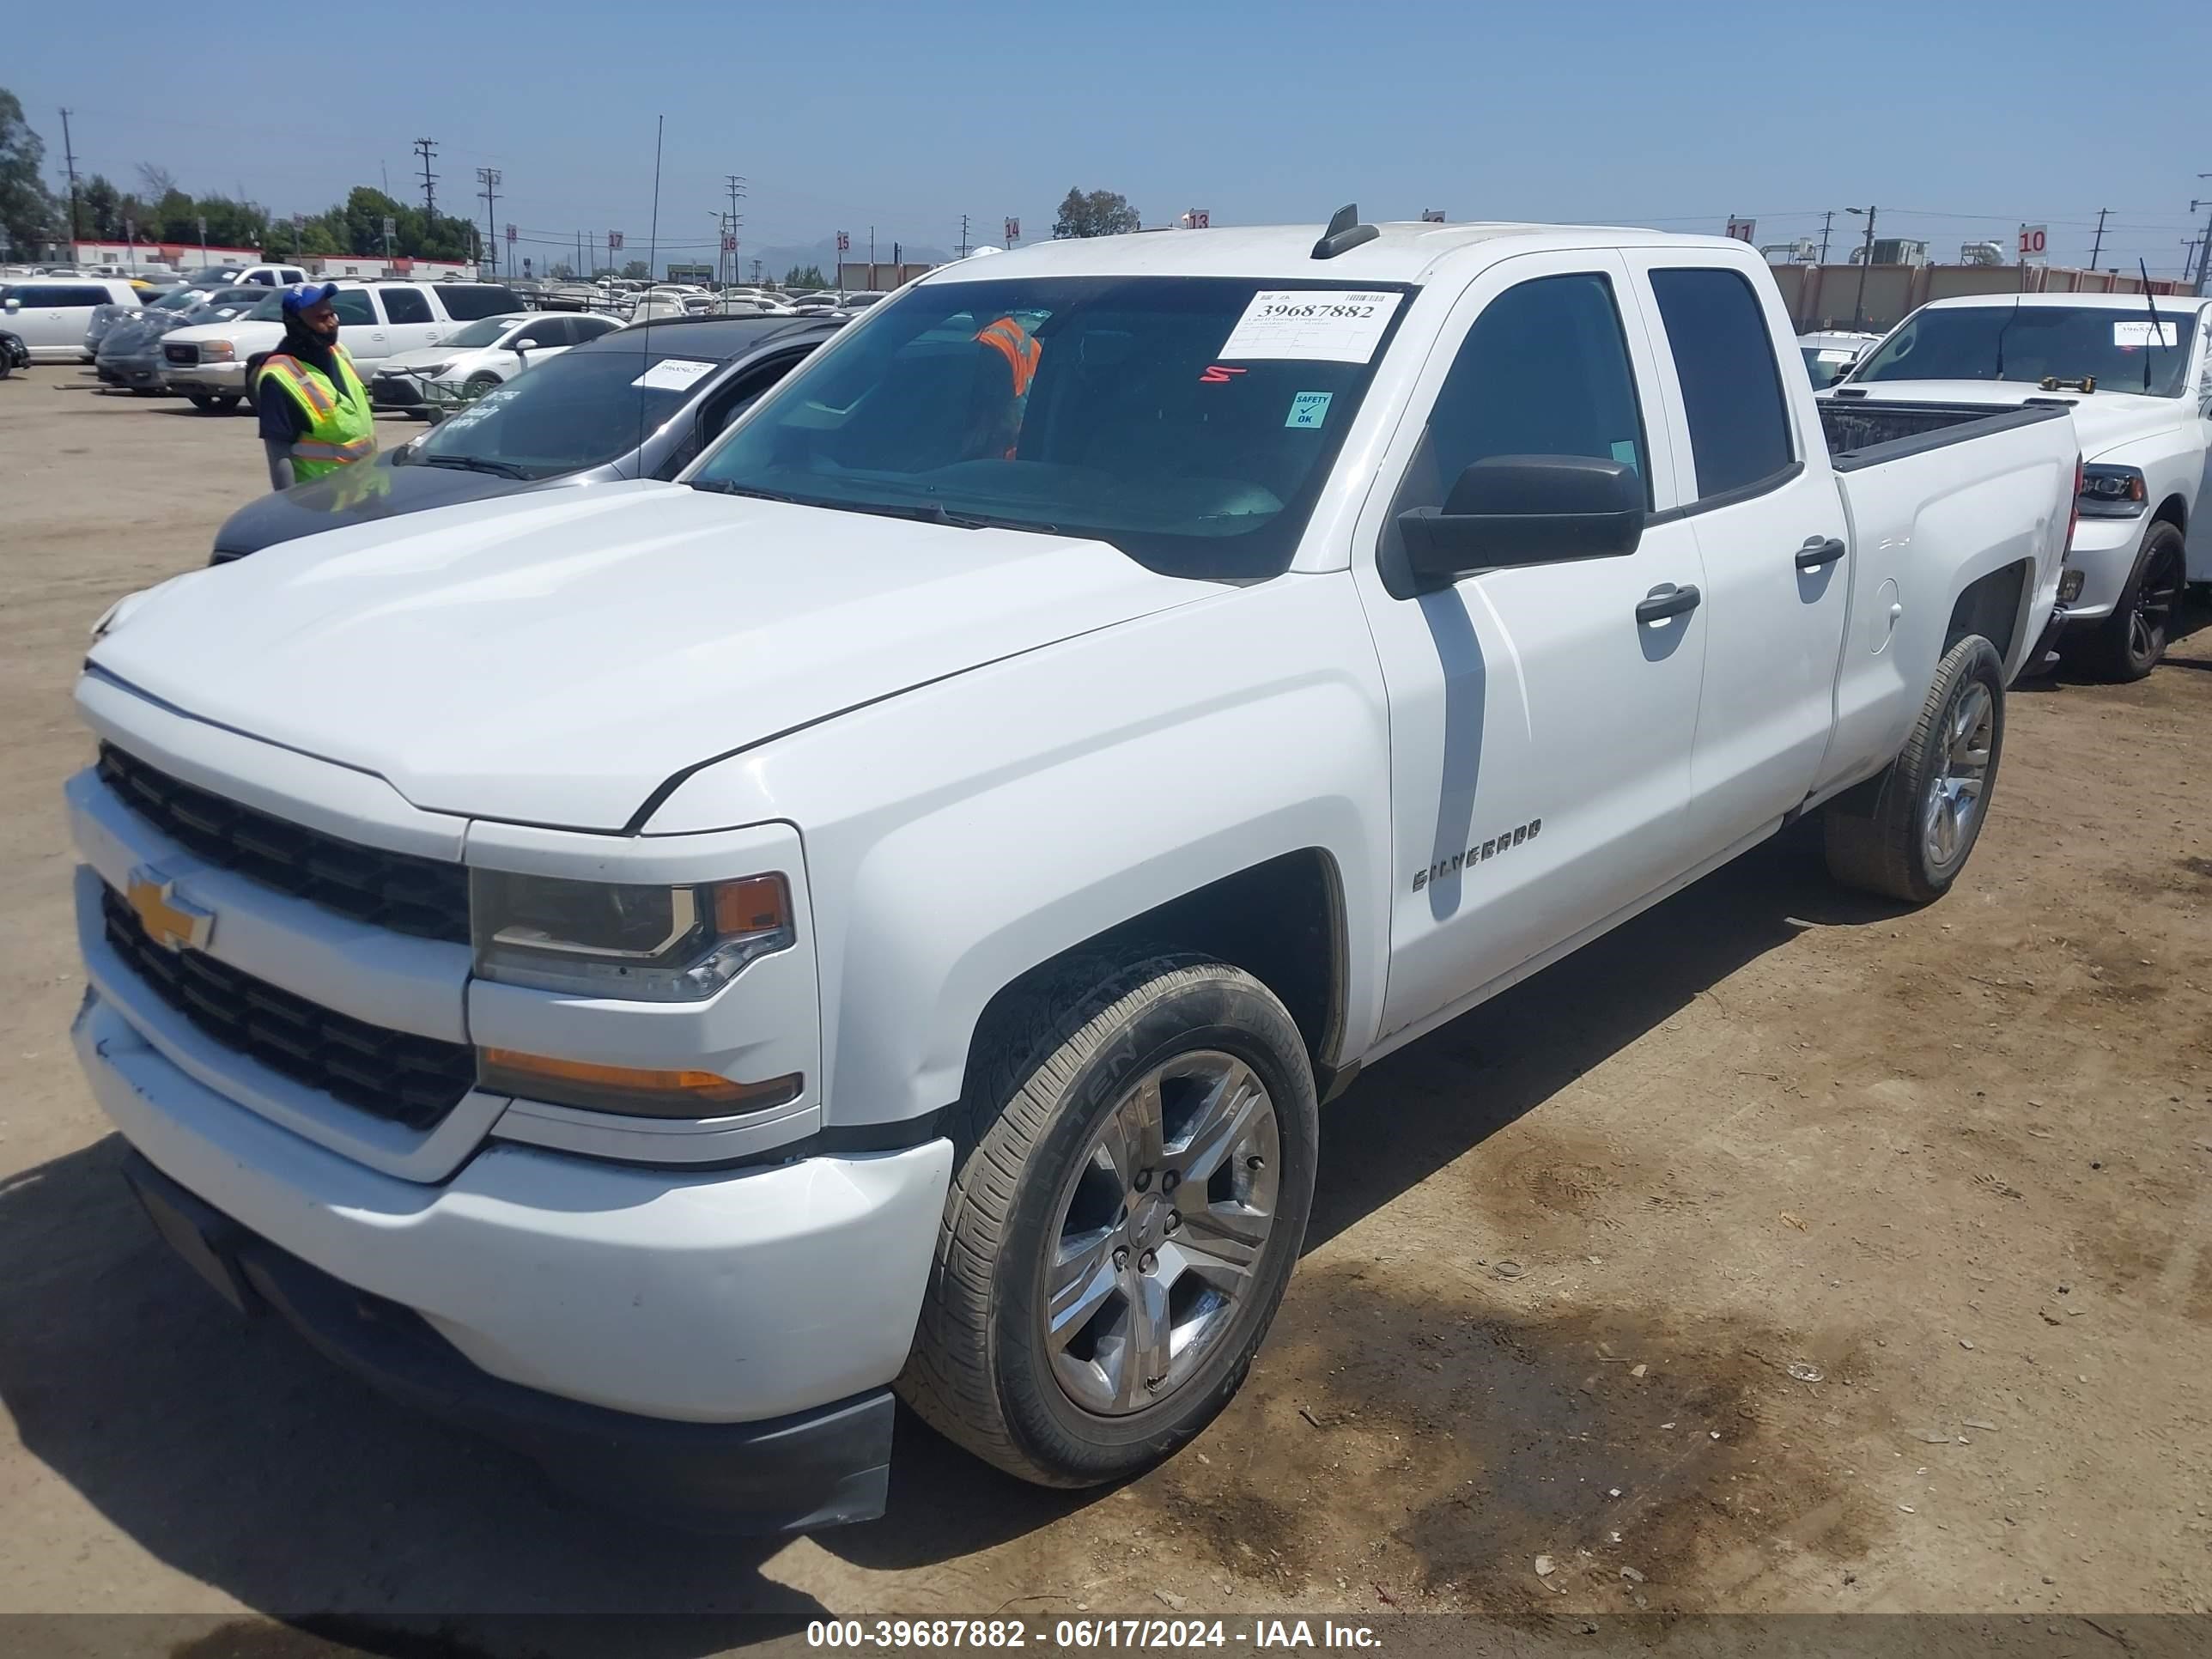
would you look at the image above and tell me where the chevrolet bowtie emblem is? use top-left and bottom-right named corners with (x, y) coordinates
top-left (125, 867), bottom-right (214, 953)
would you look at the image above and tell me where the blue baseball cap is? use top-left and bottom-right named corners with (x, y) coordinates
top-left (280, 281), bottom-right (340, 313)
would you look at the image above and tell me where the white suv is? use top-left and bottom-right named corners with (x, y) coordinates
top-left (161, 280), bottom-right (525, 411)
top-left (0, 276), bottom-right (147, 362)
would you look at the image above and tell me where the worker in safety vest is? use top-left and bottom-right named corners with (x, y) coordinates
top-left (255, 283), bottom-right (376, 490)
top-left (966, 312), bottom-right (1041, 460)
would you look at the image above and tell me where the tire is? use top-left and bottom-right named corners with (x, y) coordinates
top-left (2086, 522), bottom-right (2185, 683)
top-left (898, 952), bottom-right (1318, 1488)
top-left (465, 372), bottom-right (501, 389)
top-left (1824, 634), bottom-right (2006, 904)
top-left (186, 392), bottom-right (239, 413)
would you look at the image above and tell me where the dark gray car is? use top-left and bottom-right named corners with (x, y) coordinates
top-left (210, 314), bottom-right (843, 562)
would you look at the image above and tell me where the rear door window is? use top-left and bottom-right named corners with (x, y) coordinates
top-left (380, 287), bottom-right (434, 325)
top-left (436, 284), bottom-right (526, 320)
top-left (1648, 267), bottom-right (1795, 500)
top-left (331, 289), bottom-right (380, 327)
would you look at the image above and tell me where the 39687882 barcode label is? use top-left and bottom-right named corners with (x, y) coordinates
top-left (1217, 289), bottom-right (1402, 363)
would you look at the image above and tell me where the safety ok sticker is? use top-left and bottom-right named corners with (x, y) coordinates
top-left (1218, 290), bottom-right (1402, 364)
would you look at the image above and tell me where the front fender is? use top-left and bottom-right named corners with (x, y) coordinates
top-left (645, 574), bottom-right (1394, 1127)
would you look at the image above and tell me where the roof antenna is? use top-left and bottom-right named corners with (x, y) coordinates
top-left (1311, 204), bottom-right (1378, 261)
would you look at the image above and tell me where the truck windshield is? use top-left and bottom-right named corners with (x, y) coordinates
top-left (1852, 304), bottom-right (2197, 396)
top-left (687, 275), bottom-right (1414, 580)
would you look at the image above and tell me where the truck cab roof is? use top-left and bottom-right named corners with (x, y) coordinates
top-left (912, 219), bottom-right (1751, 287)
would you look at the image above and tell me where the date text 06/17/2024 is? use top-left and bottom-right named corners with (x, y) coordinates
top-left (804, 1617), bottom-right (1383, 1650)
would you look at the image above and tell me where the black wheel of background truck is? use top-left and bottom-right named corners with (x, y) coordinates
top-left (1823, 634), bottom-right (2006, 905)
top-left (2087, 522), bottom-right (2185, 683)
top-left (186, 391), bottom-right (240, 414)
top-left (898, 952), bottom-right (1318, 1488)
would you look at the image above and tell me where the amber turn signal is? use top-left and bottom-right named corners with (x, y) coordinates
top-left (480, 1046), bottom-right (801, 1117)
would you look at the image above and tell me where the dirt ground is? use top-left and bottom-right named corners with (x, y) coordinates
top-left (2, 366), bottom-right (2209, 1644)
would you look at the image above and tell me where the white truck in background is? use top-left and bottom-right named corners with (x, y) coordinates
top-left (71, 214), bottom-right (2077, 1531)
top-left (1831, 290), bottom-right (2212, 679)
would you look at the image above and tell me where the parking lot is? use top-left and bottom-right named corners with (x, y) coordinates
top-left (2, 365), bottom-right (2209, 1635)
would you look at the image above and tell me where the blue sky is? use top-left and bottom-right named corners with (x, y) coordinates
top-left (11, 0), bottom-right (2209, 276)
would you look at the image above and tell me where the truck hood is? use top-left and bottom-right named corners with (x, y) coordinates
top-left (90, 483), bottom-right (1212, 830)
top-left (209, 449), bottom-right (564, 557)
top-left (1832, 380), bottom-right (2183, 459)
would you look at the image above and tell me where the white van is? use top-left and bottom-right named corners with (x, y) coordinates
top-left (159, 280), bottom-right (524, 410)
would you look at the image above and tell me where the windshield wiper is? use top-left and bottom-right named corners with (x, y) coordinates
top-left (422, 454), bottom-right (531, 480)
top-left (2139, 261), bottom-right (2166, 394)
top-left (688, 479), bottom-right (814, 504)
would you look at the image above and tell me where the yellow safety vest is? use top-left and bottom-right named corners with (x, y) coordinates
top-left (256, 345), bottom-right (376, 482)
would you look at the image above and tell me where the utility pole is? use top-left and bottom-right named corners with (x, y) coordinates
top-left (1847, 204), bottom-right (1877, 330)
top-left (2185, 239), bottom-right (2203, 283)
top-left (2193, 177), bottom-right (2212, 295)
top-left (413, 137), bottom-right (439, 226)
top-left (1815, 209), bottom-right (1833, 264)
top-left (724, 174), bottom-right (744, 288)
top-left (58, 106), bottom-right (82, 248)
top-left (2088, 207), bottom-right (2109, 270)
top-left (958, 214), bottom-right (970, 258)
top-left (477, 167), bottom-right (501, 279)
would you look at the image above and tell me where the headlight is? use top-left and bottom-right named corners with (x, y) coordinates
top-left (200, 340), bottom-right (235, 362)
top-left (414, 361), bottom-right (454, 379)
top-left (470, 870), bottom-right (793, 1002)
top-left (2078, 464), bottom-right (2147, 518)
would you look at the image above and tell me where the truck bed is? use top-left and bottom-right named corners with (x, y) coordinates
top-left (1820, 397), bottom-right (2070, 471)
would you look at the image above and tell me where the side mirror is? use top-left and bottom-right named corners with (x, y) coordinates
top-left (2, 296), bottom-right (19, 313)
top-left (1395, 455), bottom-right (1644, 593)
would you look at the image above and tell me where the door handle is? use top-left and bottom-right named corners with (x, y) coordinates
top-left (1636, 583), bottom-right (1702, 624)
top-left (1796, 535), bottom-right (1848, 571)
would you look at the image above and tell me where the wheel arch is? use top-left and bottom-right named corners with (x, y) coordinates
top-left (2150, 492), bottom-right (2186, 534)
top-left (1945, 557), bottom-right (2032, 666)
top-left (958, 848), bottom-right (1352, 1114)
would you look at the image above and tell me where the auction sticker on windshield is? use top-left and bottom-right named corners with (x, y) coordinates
top-left (2113, 321), bottom-right (2179, 348)
top-left (1218, 290), bottom-right (1403, 363)
top-left (631, 358), bottom-right (715, 391)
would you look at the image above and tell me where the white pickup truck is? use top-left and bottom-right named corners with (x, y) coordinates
top-left (70, 214), bottom-right (2079, 1531)
top-left (1830, 291), bottom-right (2212, 679)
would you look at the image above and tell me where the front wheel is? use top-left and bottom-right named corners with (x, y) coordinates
top-left (186, 392), bottom-right (239, 413)
top-left (899, 953), bottom-right (1317, 1488)
top-left (2087, 522), bottom-right (2185, 683)
top-left (1824, 634), bottom-right (2006, 904)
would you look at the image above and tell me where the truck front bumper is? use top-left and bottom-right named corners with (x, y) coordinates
top-left (165, 359), bottom-right (246, 394)
top-left (72, 985), bottom-right (953, 1530)
top-left (2055, 516), bottom-right (2147, 625)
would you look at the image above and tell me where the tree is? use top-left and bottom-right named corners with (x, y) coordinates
top-left (783, 264), bottom-right (827, 289)
top-left (548, 261), bottom-right (575, 281)
top-left (620, 258), bottom-right (650, 279)
top-left (136, 162), bottom-right (178, 203)
top-left (81, 173), bottom-right (121, 240)
top-left (1053, 187), bottom-right (1139, 240)
top-left (0, 88), bottom-right (59, 258)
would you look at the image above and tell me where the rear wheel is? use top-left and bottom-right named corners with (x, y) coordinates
top-left (2087, 522), bottom-right (2185, 682)
top-left (899, 953), bottom-right (1317, 1487)
top-left (1824, 634), bottom-right (2005, 904)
